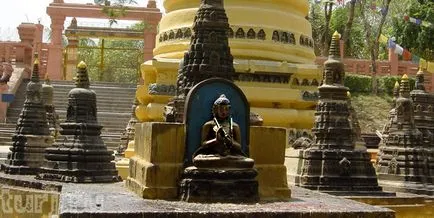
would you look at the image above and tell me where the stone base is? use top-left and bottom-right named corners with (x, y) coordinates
top-left (1, 164), bottom-right (37, 175)
top-left (37, 162), bottom-right (121, 183)
top-left (379, 178), bottom-right (434, 196)
top-left (286, 148), bottom-right (386, 195)
top-left (126, 177), bottom-right (179, 199)
top-left (2, 135), bottom-right (53, 175)
top-left (179, 166), bottom-right (259, 203)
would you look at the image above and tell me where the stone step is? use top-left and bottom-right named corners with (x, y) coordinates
top-left (4, 79), bottom-right (134, 153)
top-left (7, 105), bottom-right (134, 113)
top-left (0, 145), bottom-right (10, 158)
top-left (14, 96), bottom-right (136, 103)
top-left (50, 80), bottom-right (137, 88)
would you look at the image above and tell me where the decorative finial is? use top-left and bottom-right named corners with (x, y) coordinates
top-left (75, 61), bottom-right (90, 88)
top-left (394, 81), bottom-right (400, 88)
top-left (417, 68), bottom-right (424, 75)
top-left (332, 31), bottom-right (341, 40)
top-left (77, 61), bottom-right (87, 69)
top-left (399, 74), bottom-right (410, 97)
top-left (44, 73), bottom-right (51, 84)
top-left (347, 91), bottom-right (351, 98)
top-left (329, 31), bottom-right (341, 58)
top-left (31, 57), bottom-right (40, 82)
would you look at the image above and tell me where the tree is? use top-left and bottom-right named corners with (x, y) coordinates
top-left (94, 0), bottom-right (138, 26)
top-left (359, 0), bottom-right (393, 94)
top-left (392, 0), bottom-right (434, 61)
top-left (341, 0), bottom-right (357, 57)
top-left (76, 22), bottom-right (145, 83)
top-left (309, 0), bottom-right (326, 56)
top-left (322, 1), bottom-right (335, 56)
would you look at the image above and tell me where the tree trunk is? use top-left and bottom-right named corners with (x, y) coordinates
top-left (322, 2), bottom-right (333, 56)
top-left (359, 0), bottom-right (392, 95)
top-left (342, 0), bottom-right (357, 57)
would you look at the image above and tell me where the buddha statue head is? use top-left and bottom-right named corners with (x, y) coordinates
top-left (212, 94), bottom-right (231, 120)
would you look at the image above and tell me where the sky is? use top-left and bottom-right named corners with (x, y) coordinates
top-left (0, 0), bottom-right (164, 41)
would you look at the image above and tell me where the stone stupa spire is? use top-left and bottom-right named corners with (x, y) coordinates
top-left (1, 58), bottom-right (53, 175)
top-left (165, 0), bottom-right (236, 122)
top-left (291, 31), bottom-right (386, 195)
top-left (75, 61), bottom-right (90, 89)
top-left (41, 73), bottom-right (59, 138)
top-left (377, 74), bottom-right (433, 195)
top-left (176, 0), bottom-right (235, 96)
top-left (323, 31), bottom-right (344, 86)
top-left (37, 61), bottom-right (120, 183)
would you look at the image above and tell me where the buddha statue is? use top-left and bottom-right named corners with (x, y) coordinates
top-left (180, 93), bottom-right (258, 202)
top-left (193, 94), bottom-right (245, 158)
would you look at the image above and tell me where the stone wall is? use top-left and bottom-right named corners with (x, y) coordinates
top-left (315, 57), bottom-right (431, 91)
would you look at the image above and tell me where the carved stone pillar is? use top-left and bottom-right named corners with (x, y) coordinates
top-left (143, 31), bottom-right (156, 62)
top-left (65, 35), bottom-right (78, 81)
top-left (46, 16), bottom-right (65, 80)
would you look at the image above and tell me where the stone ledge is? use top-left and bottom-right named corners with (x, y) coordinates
top-left (0, 172), bottom-right (62, 192)
top-left (0, 173), bottom-right (395, 217)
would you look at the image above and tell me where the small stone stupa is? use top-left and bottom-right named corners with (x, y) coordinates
top-left (291, 32), bottom-right (385, 195)
top-left (410, 69), bottom-right (434, 144)
top-left (37, 61), bottom-right (120, 183)
top-left (117, 97), bottom-right (138, 156)
top-left (1, 58), bottom-right (53, 175)
top-left (164, 0), bottom-right (236, 122)
top-left (377, 74), bottom-right (433, 195)
top-left (381, 81), bottom-right (400, 138)
top-left (41, 76), bottom-right (60, 138)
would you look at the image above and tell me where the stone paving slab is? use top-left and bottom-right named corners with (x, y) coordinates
top-left (0, 172), bottom-right (394, 218)
top-left (59, 183), bottom-right (394, 218)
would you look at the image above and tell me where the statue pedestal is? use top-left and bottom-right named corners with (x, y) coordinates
top-left (180, 162), bottom-right (259, 203)
top-left (126, 122), bottom-right (185, 199)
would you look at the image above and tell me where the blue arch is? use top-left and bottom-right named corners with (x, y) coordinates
top-left (184, 78), bottom-right (250, 165)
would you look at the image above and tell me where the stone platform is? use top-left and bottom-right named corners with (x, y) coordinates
top-left (0, 172), bottom-right (394, 218)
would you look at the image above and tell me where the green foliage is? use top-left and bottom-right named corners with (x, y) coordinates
top-left (345, 74), bottom-right (372, 93)
top-left (329, 5), bottom-right (369, 58)
top-left (378, 76), bottom-right (415, 94)
top-left (77, 36), bottom-right (143, 83)
top-left (95, 0), bottom-right (138, 26)
top-left (392, 0), bottom-right (434, 61)
top-left (345, 74), bottom-right (416, 94)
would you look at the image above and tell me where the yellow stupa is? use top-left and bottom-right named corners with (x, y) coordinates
top-left (136, 0), bottom-right (321, 129)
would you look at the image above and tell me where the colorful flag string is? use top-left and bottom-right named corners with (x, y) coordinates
top-left (403, 16), bottom-right (433, 28)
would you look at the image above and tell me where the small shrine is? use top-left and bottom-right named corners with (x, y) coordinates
top-left (41, 76), bottom-right (60, 138)
top-left (127, 0), bottom-right (289, 201)
top-left (286, 32), bottom-right (387, 195)
top-left (37, 61), bottom-right (120, 183)
top-left (1, 59), bottom-right (53, 175)
top-left (377, 74), bottom-right (433, 195)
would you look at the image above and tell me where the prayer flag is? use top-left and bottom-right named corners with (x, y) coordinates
top-left (394, 44), bottom-right (404, 55)
top-left (379, 34), bottom-right (388, 43)
top-left (402, 49), bottom-right (412, 61)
